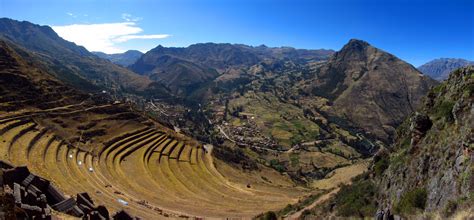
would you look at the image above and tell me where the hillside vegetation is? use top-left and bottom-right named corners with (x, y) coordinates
top-left (303, 66), bottom-right (473, 219)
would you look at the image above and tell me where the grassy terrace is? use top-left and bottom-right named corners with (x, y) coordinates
top-left (0, 103), bottom-right (306, 219)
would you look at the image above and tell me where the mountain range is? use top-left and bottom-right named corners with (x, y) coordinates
top-left (129, 43), bottom-right (334, 95)
top-left (0, 17), bottom-right (471, 219)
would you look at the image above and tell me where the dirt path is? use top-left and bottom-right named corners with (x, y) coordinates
top-left (284, 160), bottom-right (369, 219)
top-left (285, 187), bottom-right (341, 219)
top-left (216, 125), bottom-right (236, 143)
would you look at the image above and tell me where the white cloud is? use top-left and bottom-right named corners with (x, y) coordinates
top-left (114, 34), bottom-right (170, 43)
top-left (121, 13), bottom-right (142, 22)
top-left (52, 22), bottom-right (170, 53)
top-left (66, 12), bottom-right (77, 18)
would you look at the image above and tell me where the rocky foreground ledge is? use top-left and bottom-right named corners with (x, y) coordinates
top-left (0, 160), bottom-right (134, 219)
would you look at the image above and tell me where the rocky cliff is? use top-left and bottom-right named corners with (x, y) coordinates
top-left (376, 65), bottom-right (473, 217)
top-left (306, 66), bottom-right (473, 219)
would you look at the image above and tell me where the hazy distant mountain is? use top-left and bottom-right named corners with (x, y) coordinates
top-left (93, 50), bottom-right (143, 67)
top-left (418, 58), bottom-right (474, 81)
top-left (0, 18), bottom-right (151, 92)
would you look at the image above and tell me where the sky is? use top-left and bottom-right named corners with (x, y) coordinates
top-left (0, 0), bottom-right (473, 66)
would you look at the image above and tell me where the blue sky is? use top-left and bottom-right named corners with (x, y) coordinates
top-left (1, 0), bottom-right (473, 66)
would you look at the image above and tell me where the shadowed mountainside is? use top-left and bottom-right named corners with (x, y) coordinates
top-left (0, 18), bottom-right (151, 92)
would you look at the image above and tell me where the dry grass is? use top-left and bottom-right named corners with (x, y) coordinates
top-left (311, 160), bottom-right (369, 190)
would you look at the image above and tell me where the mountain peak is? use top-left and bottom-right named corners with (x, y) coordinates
top-left (311, 38), bottom-right (438, 141)
top-left (348, 38), bottom-right (370, 45)
top-left (330, 39), bottom-right (374, 63)
top-left (341, 39), bottom-right (371, 52)
top-left (123, 50), bottom-right (143, 55)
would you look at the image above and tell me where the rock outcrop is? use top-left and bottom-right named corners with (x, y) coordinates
top-left (0, 160), bottom-right (133, 219)
top-left (409, 112), bottom-right (432, 147)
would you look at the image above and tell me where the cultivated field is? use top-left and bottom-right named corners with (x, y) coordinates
top-left (0, 103), bottom-right (308, 219)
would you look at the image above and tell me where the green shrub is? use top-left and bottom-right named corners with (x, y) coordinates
top-left (301, 209), bottom-right (312, 217)
top-left (289, 153), bottom-right (299, 167)
top-left (395, 188), bottom-right (427, 214)
top-left (388, 150), bottom-right (408, 171)
top-left (443, 200), bottom-right (457, 217)
top-left (432, 84), bottom-right (446, 94)
top-left (278, 204), bottom-right (294, 216)
top-left (435, 101), bottom-right (455, 122)
top-left (269, 159), bottom-right (285, 173)
top-left (374, 157), bottom-right (389, 176)
top-left (400, 137), bottom-right (411, 149)
top-left (334, 180), bottom-right (377, 217)
top-left (463, 84), bottom-right (474, 97)
top-left (255, 211), bottom-right (277, 220)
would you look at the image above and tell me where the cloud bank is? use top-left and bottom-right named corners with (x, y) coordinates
top-left (52, 21), bottom-right (170, 53)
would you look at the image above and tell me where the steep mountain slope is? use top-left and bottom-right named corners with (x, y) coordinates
top-left (131, 54), bottom-right (219, 94)
top-left (0, 40), bottom-right (88, 111)
top-left (0, 18), bottom-right (151, 92)
top-left (376, 66), bottom-right (473, 216)
top-left (304, 39), bottom-right (437, 142)
top-left (93, 50), bottom-right (143, 67)
top-left (418, 58), bottom-right (474, 81)
top-left (304, 66), bottom-right (473, 219)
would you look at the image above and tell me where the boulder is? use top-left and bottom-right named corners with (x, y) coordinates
top-left (410, 112), bottom-right (432, 146)
top-left (410, 112), bottom-right (432, 134)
